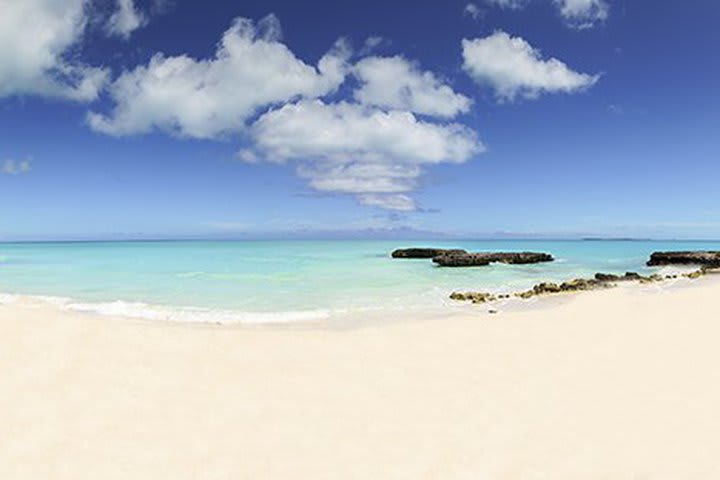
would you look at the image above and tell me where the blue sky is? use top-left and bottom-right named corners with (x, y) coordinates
top-left (0, 0), bottom-right (718, 240)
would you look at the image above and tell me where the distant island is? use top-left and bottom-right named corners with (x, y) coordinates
top-left (581, 237), bottom-right (653, 242)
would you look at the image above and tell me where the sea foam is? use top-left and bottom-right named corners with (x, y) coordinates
top-left (0, 292), bottom-right (333, 325)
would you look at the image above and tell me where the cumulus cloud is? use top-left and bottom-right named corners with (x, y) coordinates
top-left (353, 56), bottom-right (471, 118)
top-left (87, 15), bottom-right (351, 138)
top-left (462, 31), bottom-right (599, 101)
top-left (106, 0), bottom-right (147, 39)
top-left (1, 159), bottom-right (31, 175)
top-left (554, 0), bottom-right (609, 28)
top-left (242, 100), bottom-right (483, 211)
top-left (88, 14), bottom-right (483, 210)
top-left (0, 0), bottom-right (108, 101)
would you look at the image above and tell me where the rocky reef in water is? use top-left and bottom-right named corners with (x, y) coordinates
top-left (450, 268), bottom-right (713, 305)
top-left (433, 251), bottom-right (553, 267)
top-left (391, 248), bottom-right (467, 259)
top-left (647, 251), bottom-right (720, 268)
top-left (391, 248), bottom-right (553, 266)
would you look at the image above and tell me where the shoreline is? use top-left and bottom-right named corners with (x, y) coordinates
top-left (1, 266), bottom-right (717, 329)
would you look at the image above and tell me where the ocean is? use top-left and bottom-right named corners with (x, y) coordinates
top-left (0, 240), bottom-right (717, 323)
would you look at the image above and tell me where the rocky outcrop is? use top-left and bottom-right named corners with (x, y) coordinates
top-left (647, 251), bottom-right (720, 268)
top-left (514, 272), bottom-right (674, 300)
top-left (449, 291), bottom-right (513, 304)
top-left (687, 269), bottom-right (707, 279)
top-left (450, 268), bottom-right (712, 305)
top-left (519, 278), bottom-right (605, 297)
top-left (391, 248), bottom-right (467, 259)
top-left (594, 272), bottom-right (643, 282)
top-left (449, 292), bottom-right (497, 304)
top-left (433, 251), bottom-right (554, 267)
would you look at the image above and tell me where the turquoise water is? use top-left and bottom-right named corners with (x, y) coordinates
top-left (0, 240), bottom-right (718, 322)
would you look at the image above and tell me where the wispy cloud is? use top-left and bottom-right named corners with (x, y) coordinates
top-left (485, 0), bottom-right (529, 10)
top-left (359, 36), bottom-right (386, 55)
top-left (463, 3), bottom-right (485, 20)
top-left (607, 104), bottom-right (624, 115)
top-left (106, 0), bottom-right (148, 39)
top-left (553, 0), bottom-right (609, 29)
top-left (1, 159), bottom-right (31, 175)
top-left (483, 0), bottom-right (609, 28)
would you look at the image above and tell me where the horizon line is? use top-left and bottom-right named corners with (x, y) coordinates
top-left (2, 236), bottom-right (720, 245)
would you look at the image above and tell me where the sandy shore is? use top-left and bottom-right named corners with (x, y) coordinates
top-left (3, 279), bottom-right (720, 479)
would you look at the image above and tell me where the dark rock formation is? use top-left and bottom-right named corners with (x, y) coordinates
top-left (640, 274), bottom-right (665, 284)
top-left (512, 275), bottom-right (633, 300)
top-left (559, 278), bottom-right (602, 292)
top-left (647, 251), bottom-right (720, 268)
top-left (391, 248), bottom-right (466, 259)
top-left (433, 251), bottom-right (554, 267)
top-left (594, 272), bottom-right (643, 282)
top-left (534, 282), bottom-right (562, 294)
top-left (450, 268), bottom-right (711, 305)
top-left (687, 269), bottom-right (707, 279)
top-left (391, 247), bottom-right (553, 266)
top-left (449, 292), bottom-right (497, 304)
top-left (435, 252), bottom-right (490, 266)
top-left (623, 272), bottom-right (644, 281)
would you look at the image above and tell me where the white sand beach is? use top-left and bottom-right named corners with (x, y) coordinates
top-left (3, 279), bottom-right (720, 479)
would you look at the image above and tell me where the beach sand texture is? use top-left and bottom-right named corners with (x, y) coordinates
top-left (3, 280), bottom-right (720, 479)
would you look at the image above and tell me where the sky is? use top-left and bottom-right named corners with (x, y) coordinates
top-left (0, 0), bottom-right (718, 240)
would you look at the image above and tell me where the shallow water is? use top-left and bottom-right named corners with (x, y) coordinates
top-left (0, 240), bottom-right (717, 323)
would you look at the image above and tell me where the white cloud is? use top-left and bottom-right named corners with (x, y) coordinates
top-left (243, 100), bottom-right (483, 211)
top-left (485, 0), bottom-right (529, 9)
top-left (554, 0), bottom-right (609, 29)
top-left (463, 3), bottom-right (485, 20)
top-left (462, 31), bottom-right (599, 101)
top-left (353, 56), bottom-right (471, 118)
top-left (483, 0), bottom-right (609, 28)
top-left (88, 15), bottom-right (351, 138)
top-left (1, 159), bottom-right (31, 175)
top-left (88, 14), bottom-right (483, 211)
top-left (106, 0), bottom-right (147, 39)
top-left (0, 0), bottom-right (108, 101)
top-left (250, 101), bottom-right (480, 166)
